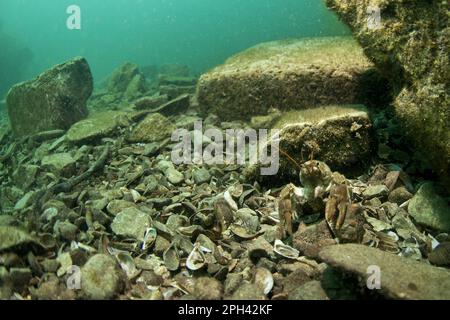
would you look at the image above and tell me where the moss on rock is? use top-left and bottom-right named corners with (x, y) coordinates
top-left (326, 0), bottom-right (450, 191)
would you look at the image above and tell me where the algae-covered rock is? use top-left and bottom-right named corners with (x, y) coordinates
top-left (0, 226), bottom-right (44, 253)
top-left (197, 37), bottom-right (385, 121)
top-left (408, 182), bottom-right (450, 232)
top-left (247, 105), bottom-right (375, 181)
top-left (107, 62), bottom-right (148, 101)
top-left (127, 113), bottom-right (175, 143)
top-left (326, 0), bottom-right (450, 191)
top-left (319, 244), bottom-right (450, 300)
top-left (6, 57), bottom-right (92, 137)
top-left (41, 153), bottom-right (76, 178)
top-left (66, 111), bottom-right (130, 143)
top-left (111, 208), bottom-right (152, 241)
top-left (81, 254), bottom-right (125, 300)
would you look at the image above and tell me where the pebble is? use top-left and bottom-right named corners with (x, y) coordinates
top-left (111, 208), bottom-right (152, 240)
top-left (81, 254), bottom-right (125, 300)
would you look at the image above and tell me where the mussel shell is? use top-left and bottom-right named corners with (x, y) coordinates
top-left (142, 228), bottom-right (157, 250)
top-left (224, 191), bottom-right (238, 211)
top-left (186, 245), bottom-right (206, 271)
top-left (253, 267), bottom-right (274, 295)
top-left (163, 244), bottom-right (180, 271)
top-left (116, 252), bottom-right (140, 279)
top-left (273, 239), bottom-right (299, 259)
top-left (230, 224), bottom-right (261, 240)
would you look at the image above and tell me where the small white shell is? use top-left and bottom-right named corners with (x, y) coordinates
top-left (142, 227), bottom-right (157, 250)
top-left (273, 239), bottom-right (299, 259)
top-left (186, 243), bottom-right (206, 271)
top-left (116, 252), bottom-right (140, 279)
top-left (253, 267), bottom-right (274, 295)
top-left (224, 190), bottom-right (238, 211)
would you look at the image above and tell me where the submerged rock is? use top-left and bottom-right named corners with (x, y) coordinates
top-left (41, 153), bottom-right (76, 178)
top-left (107, 62), bottom-right (147, 99)
top-left (197, 37), bottom-right (385, 121)
top-left (66, 111), bottom-right (130, 143)
top-left (7, 57), bottom-right (93, 137)
top-left (319, 244), bottom-right (450, 300)
top-left (111, 208), bottom-right (152, 241)
top-left (248, 105), bottom-right (375, 179)
top-left (408, 183), bottom-right (450, 232)
top-left (127, 113), bottom-right (175, 143)
top-left (0, 226), bottom-right (43, 253)
top-left (288, 280), bottom-right (329, 300)
top-left (81, 254), bottom-right (125, 300)
top-left (326, 0), bottom-right (450, 191)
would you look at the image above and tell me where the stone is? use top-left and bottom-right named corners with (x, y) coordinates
top-left (293, 220), bottom-right (336, 259)
top-left (66, 111), bottom-right (130, 144)
top-left (319, 244), bottom-right (450, 300)
top-left (192, 167), bottom-right (211, 185)
top-left (408, 183), bottom-right (450, 232)
top-left (107, 62), bottom-right (146, 95)
top-left (111, 207), bottom-right (152, 241)
top-left (150, 94), bottom-right (190, 117)
top-left (41, 259), bottom-right (60, 274)
top-left (81, 254), bottom-right (125, 300)
top-left (363, 185), bottom-right (389, 200)
top-left (123, 73), bottom-right (147, 101)
top-left (160, 85), bottom-right (196, 100)
top-left (281, 269), bottom-right (317, 295)
top-left (9, 268), bottom-right (32, 290)
top-left (326, 0), bottom-right (450, 191)
top-left (193, 277), bottom-right (223, 300)
top-left (14, 191), bottom-right (35, 210)
top-left (248, 105), bottom-right (375, 179)
top-left (229, 283), bottom-right (266, 300)
top-left (7, 57), bottom-right (92, 137)
top-left (30, 276), bottom-right (75, 300)
top-left (127, 113), bottom-right (175, 143)
top-left (134, 95), bottom-right (168, 110)
top-left (388, 186), bottom-right (413, 205)
top-left (198, 37), bottom-right (385, 121)
top-left (106, 200), bottom-right (137, 216)
top-left (288, 280), bottom-right (329, 300)
top-left (0, 226), bottom-right (43, 252)
top-left (157, 160), bottom-right (184, 185)
top-left (41, 153), bottom-right (76, 178)
top-left (12, 164), bottom-right (39, 190)
top-left (54, 220), bottom-right (78, 241)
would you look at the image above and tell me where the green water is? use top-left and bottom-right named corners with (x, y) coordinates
top-left (0, 0), bottom-right (349, 96)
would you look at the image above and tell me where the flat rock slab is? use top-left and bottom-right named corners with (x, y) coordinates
top-left (319, 244), bottom-right (450, 300)
top-left (7, 57), bottom-right (93, 137)
top-left (408, 182), bottom-right (450, 232)
top-left (66, 111), bottom-right (130, 144)
top-left (197, 37), bottom-right (380, 121)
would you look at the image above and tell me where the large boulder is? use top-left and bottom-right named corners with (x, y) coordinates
top-left (319, 244), bottom-right (450, 300)
top-left (326, 1), bottom-right (450, 191)
top-left (197, 37), bottom-right (386, 121)
top-left (6, 57), bottom-right (92, 137)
